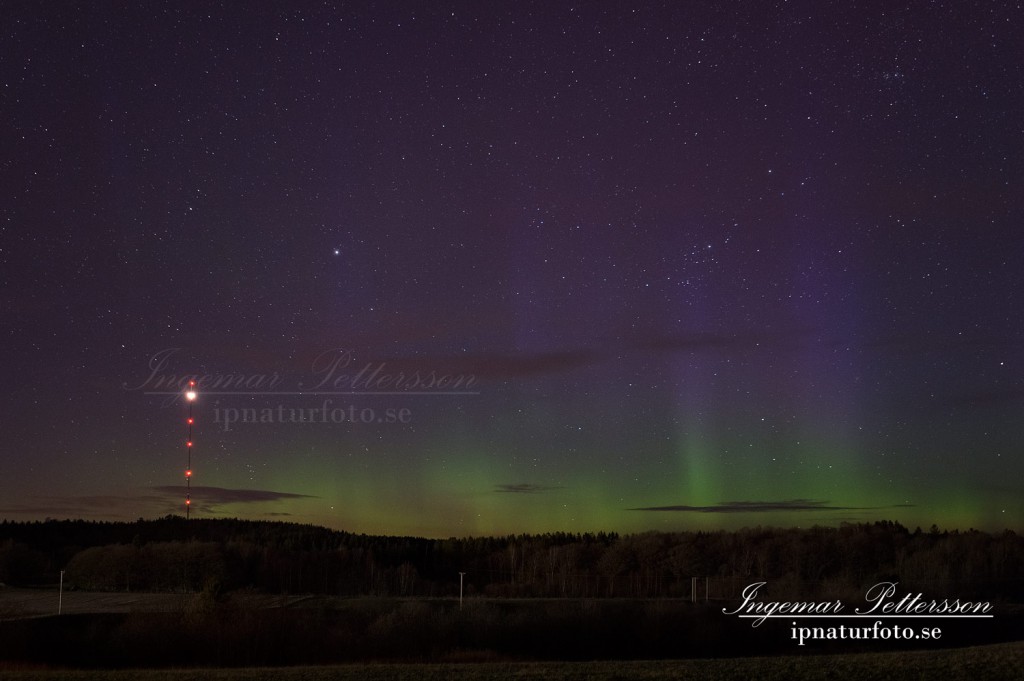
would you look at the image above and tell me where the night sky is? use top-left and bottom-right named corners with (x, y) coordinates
top-left (2, 1), bottom-right (1022, 537)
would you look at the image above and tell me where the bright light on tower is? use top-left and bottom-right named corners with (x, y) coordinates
top-left (183, 380), bottom-right (197, 519)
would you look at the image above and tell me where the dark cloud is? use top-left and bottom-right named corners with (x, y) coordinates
top-left (494, 483), bottom-right (566, 494)
top-left (149, 486), bottom-right (315, 504)
top-left (630, 499), bottom-right (914, 513)
top-left (126, 347), bottom-right (600, 399)
top-left (0, 487), bottom-right (314, 520)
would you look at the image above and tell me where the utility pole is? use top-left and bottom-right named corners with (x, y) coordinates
top-left (58, 570), bottom-right (65, 615)
top-left (459, 571), bottom-right (466, 610)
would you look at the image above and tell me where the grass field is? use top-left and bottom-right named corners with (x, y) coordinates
top-left (0, 588), bottom-right (314, 618)
top-left (0, 641), bottom-right (1021, 681)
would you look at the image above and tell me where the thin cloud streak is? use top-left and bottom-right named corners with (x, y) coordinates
top-left (149, 486), bottom-right (315, 504)
top-left (0, 487), bottom-right (315, 519)
top-left (494, 483), bottom-right (566, 494)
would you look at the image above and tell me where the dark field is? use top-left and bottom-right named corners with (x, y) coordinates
top-left (2, 590), bottom-right (1022, 672)
top-left (0, 587), bottom-right (315, 617)
top-left (0, 641), bottom-right (1021, 681)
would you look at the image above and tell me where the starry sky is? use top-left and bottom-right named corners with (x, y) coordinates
top-left (2, 1), bottom-right (1022, 537)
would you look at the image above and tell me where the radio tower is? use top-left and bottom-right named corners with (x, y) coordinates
top-left (184, 380), bottom-right (197, 519)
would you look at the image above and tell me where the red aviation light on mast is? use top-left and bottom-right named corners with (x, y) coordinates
top-left (184, 383), bottom-right (197, 519)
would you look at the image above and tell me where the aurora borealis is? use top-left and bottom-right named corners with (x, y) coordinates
top-left (2, 1), bottom-right (1021, 537)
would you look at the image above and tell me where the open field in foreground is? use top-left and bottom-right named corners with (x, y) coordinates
top-left (0, 588), bottom-right (313, 618)
top-left (2, 641), bottom-right (1022, 681)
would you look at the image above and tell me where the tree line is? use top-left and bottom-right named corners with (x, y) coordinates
top-left (1, 517), bottom-right (1021, 600)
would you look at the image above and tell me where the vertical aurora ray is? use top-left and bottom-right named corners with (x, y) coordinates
top-left (670, 355), bottom-right (725, 511)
